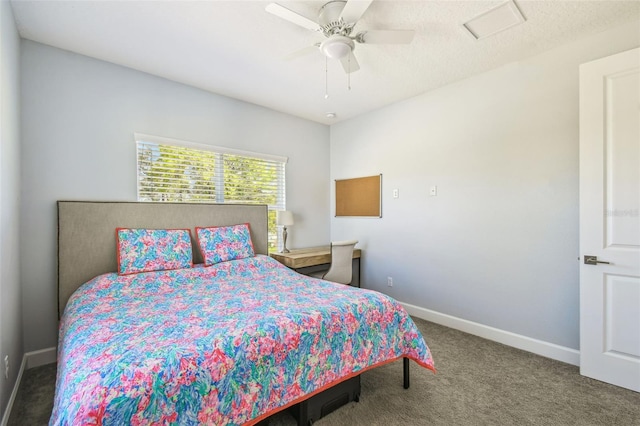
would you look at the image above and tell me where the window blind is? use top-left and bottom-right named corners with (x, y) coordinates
top-left (135, 134), bottom-right (287, 251)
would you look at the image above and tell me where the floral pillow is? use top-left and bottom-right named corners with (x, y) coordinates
top-left (116, 228), bottom-right (193, 275)
top-left (196, 223), bottom-right (255, 266)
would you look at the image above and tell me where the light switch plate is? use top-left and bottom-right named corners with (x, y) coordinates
top-left (430, 186), bottom-right (438, 196)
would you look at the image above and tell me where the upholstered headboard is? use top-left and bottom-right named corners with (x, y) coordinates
top-left (57, 201), bottom-right (269, 317)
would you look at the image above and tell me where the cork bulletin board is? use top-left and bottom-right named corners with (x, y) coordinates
top-left (335, 174), bottom-right (382, 217)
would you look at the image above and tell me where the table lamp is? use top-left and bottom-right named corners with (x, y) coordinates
top-left (276, 210), bottom-right (294, 253)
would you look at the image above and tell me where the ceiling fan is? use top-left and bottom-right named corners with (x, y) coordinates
top-left (266, 0), bottom-right (415, 74)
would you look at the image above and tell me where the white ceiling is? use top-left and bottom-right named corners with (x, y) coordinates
top-left (10, 0), bottom-right (640, 125)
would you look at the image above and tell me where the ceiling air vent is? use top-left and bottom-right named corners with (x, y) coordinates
top-left (463, 0), bottom-right (526, 40)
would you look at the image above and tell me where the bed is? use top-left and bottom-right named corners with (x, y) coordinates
top-left (52, 201), bottom-right (434, 425)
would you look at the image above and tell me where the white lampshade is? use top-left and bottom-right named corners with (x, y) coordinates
top-left (276, 210), bottom-right (294, 227)
top-left (320, 36), bottom-right (354, 59)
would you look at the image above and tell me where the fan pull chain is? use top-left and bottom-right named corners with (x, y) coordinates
top-left (348, 54), bottom-right (351, 90)
top-left (324, 56), bottom-right (329, 99)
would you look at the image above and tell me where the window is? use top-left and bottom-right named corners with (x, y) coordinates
top-left (136, 133), bottom-right (287, 251)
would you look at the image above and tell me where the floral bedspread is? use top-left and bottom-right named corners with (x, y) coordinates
top-left (51, 255), bottom-right (434, 425)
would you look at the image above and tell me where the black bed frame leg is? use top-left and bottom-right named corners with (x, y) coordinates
top-left (403, 357), bottom-right (410, 389)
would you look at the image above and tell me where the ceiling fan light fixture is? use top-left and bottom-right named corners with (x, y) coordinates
top-left (320, 35), bottom-right (354, 59)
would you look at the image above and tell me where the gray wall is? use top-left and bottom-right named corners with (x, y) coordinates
top-left (0, 0), bottom-right (23, 419)
top-left (20, 41), bottom-right (330, 351)
top-left (330, 20), bottom-right (640, 350)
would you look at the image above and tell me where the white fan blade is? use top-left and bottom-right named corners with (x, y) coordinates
top-left (339, 0), bottom-right (373, 24)
top-left (284, 44), bottom-right (320, 61)
top-left (266, 3), bottom-right (319, 31)
top-left (340, 51), bottom-right (360, 74)
top-left (358, 30), bottom-right (415, 44)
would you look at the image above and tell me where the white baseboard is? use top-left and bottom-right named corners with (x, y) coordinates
top-left (0, 347), bottom-right (56, 426)
top-left (401, 302), bottom-right (580, 366)
top-left (1, 356), bottom-right (26, 426)
top-left (25, 347), bottom-right (56, 369)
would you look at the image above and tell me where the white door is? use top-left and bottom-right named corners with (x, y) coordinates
top-left (579, 47), bottom-right (640, 392)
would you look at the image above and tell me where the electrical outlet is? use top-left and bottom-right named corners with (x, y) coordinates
top-left (387, 277), bottom-right (393, 287)
top-left (4, 355), bottom-right (8, 379)
top-left (392, 189), bottom-right (399, 199)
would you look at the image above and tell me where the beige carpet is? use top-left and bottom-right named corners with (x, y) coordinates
top-left (9, 318), bottom-right (640, 425)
